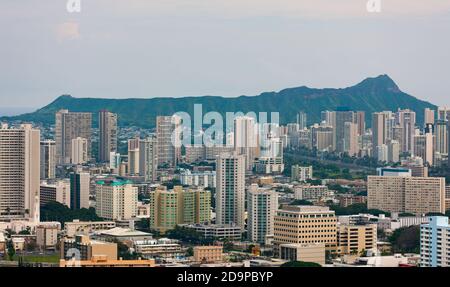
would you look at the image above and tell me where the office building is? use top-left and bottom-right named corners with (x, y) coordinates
top-left (337, 223), bottom-right (377, 255)
top-left (55, 109), bottom-right (92, 164)
top-left (0, 124), bottom-right (40, 221)
top-left (273, 206), bottom-right (337, 253)
top-left (98, 110), bottom-right (118, 163)
top-left (193, 246), bottom-right (224, 263)
top-left (182, 224), bottom-right (242, 241)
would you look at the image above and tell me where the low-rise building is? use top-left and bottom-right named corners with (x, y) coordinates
top-left (134, 238), bottom-right (182, 259)
top-left (59, 255), bottom-right (155, 267)
top-left (36, 224), bottom-right (60, 250)
top-left (182, 224), bottom-right (242, 241)
top-left (279, 243), bottom-right (325, 265)
top-left (193, 246), bottom-right (223, 263)
top-left (60, 235), bottom-right (117, 261)
top-left (64, 220), bottom-right (116, 237)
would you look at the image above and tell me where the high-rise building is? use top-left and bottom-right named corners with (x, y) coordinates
top-left (55, 109), bottom-right (92, 164)
top-left (139, 136), bottom-right (158, 182)
top-left (376, 144), bottom-right (388, 162)
top-left (148, 186), bottom-right (211, 233)
top-left (234, 116), bottom-right (258, 171)
top-left (40, 140), bottom-right (56, 180)
top-left (69, 172), bottom-right (90, 210)
top-left (156, 115), bottom-right (182, 167)
top-left (387, 140), bottom-right (400, 163)
top-left (413, 129), bottom-right (434, 166)
top-left (273, 206), bottom-right (337, 253)
top-left (420, 216), bottom-right (450, 267)
top-left (334, 108), bottom-right (356, 153)
top-left (95, 179), bottom-right (138, 220)
top-left (127, 137), bottom-right (140, 176)
top-left (368, 175), bottom-right (445, 215)
top-left (247, 184), bottom-right (278, 244)
top-left (311, 123), bottom-right (334, 152)
top-left (435, 120), bottom-right (448, 156)
top-left (395, 109), bottom-right (416, 154)
top-left (216, 153), bottom-right (245, 231)
top-left (355, 111), bottom-right (366, 136)
top-left (71, 137), bottom-right (88, 165)
top-left (343, 122), bottom-right (359, 156)
top-left (437, 107), bottom-right (450, 121)
top-left (424, 108), bottom-right (435, 125)
top-left (0, 124), bottom-right (40, 221)
top-left (98, 110), bottom-right (118, 163)
top-left (372, 112), bottom-right (387, 150)
top-left (297, 112), bottom-right (307, 130)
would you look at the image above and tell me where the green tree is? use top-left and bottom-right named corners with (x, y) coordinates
top-left (389, 226), bottom-right (420, 254)
top-left (7, 241), bottom-right (15, 261)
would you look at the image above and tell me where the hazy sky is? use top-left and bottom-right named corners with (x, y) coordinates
top-left (1, 0), bottom-right (450, 109)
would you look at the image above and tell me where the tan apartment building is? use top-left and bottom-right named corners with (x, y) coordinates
top-left (368, 176), bottom-right (445, 215)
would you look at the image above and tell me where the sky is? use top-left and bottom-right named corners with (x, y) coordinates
top-left (1, 0), bottom-right (450, 111)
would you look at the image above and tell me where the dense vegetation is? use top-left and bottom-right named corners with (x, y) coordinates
top-left (40, 201), bottom-right (103, 227)
top-left (3, 75), bottom-right (434, 128)
top-left (329, 203), bottom-right (390, 217)
top-left (388, 226), bottom-right (420, 254)
top-left (281, 261), bottom-right (322, 267)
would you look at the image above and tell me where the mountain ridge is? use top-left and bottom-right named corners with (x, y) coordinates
top-left (1, 75), bottom-right (436, 129)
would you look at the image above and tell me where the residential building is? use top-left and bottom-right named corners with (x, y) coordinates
top-left (139, 136), bottom-right (158, 182)
top-left (95, 179), bottom-right (138, 220)
top-left (71, 137), bottom-right (88, 165)
top-left (55, 109), bottom-right (92, 164)
top-left (156, 115), bottom-right (182, 166)
top-left (40, 179), bottom-right (71, 208)
top-left (0, 124), bottom-right (40, 221)
top-left (420, 216), bottom-right (450, 267)
top-left (216, 153), bottom-right (246, 231)
top-left (336, 223), bottom-right (377, 255)
top-left (247, 184), bottom-right (278, 244)
top-left (368, 175), bottom-right (445, 215)
top-left (40, 140), bottom-right (56, 179)
top-left (98, 110), bottom-right (118, 163)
